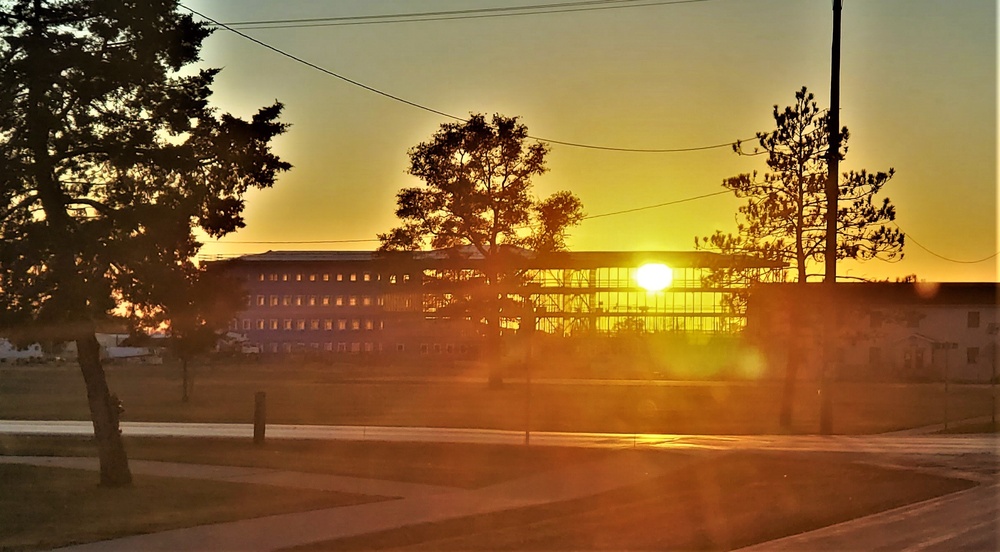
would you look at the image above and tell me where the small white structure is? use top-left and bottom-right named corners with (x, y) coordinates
top-left (0, 340), bottom-right (44, 362)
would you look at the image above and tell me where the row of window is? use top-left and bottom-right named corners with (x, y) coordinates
top-left (235, 318), bottom-right (384, 331)
top-left (258, 342), bottom-right (470, 354)
top-left (253, 295), bottom-right (385, 308)
top-left (869, 310), bottom-right (987, 329)
top-left (868, 346), bottom-right (983, 365)
top-left (258, 272), bottom-right (411, 284)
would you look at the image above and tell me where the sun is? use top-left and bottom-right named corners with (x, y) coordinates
top-left (636, 263), bottom-right (672, 292)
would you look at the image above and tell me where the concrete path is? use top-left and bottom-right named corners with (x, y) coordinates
top-left (2, 419), bottom-right (997, 455)
top-left (7, 452), bottom-right (685, 551)
top-left (739, 482), bottom-right (999, 551)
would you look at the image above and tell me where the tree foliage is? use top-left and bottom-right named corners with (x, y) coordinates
top-left (379, 113), bottom-right (584, 256)
top-left (697, 86), bottom-right (903, 284)
top-left (0, 0), bottom-right (289, 485)
top-left (380, 114), bottom-right (583, 370)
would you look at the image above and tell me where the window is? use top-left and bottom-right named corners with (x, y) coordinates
top-left (268, 273), bottom-right (278, 282)
top-left (310, 319), bottom-right (320, 330)
top-left (351, 319), bottom-right (360, 330)
top-left (323, 273), bottom-right (330, 282)
top-left (363, 272), bottom-right (371, 282)
top-left (364, 319), bottom-right (373, 331)
top-left (324, 342), bottom-right (333, 351)
top-left (968, 311), bottom-right (981, 328)
top-left (270, 295), bottom-right (279, 306)
top-left (269, 319), bottom-right (278, 330)
top-left (283, 319), bottom-right (292, 330)
top-left (294, 295), bottom-right (303, 306)
top-left (229, 319), bottom-right (238, 331)
top-left (389, 274), bottom-right (397, 285)
top-left (256, 319), bottom-right (265, 330)
top-left (351, 342), bottom-right (361, 353)
top-left (296, 319), bottom-right (306, 330)
top-left (308, 296), bottom-right (316, 306)
top-left (364, 342), bottom-right (373, 352)
top-left (337, 342), bottom-right (347, 352)
top-left (396, 343), bottom-right (405, 353)
top-left (336, 296), bottom-right (344, 306)
top-left (434, 344), bottom-right (442, 354)
top-left (269, 343), bottom-right (279, 353)
top-left (281, 274), bottom-right (289, 282)
top-left (309, 274), bottom-right (316, 282)
top-left (968, 347), bottom-right (980, 364)
top-left (349, 296), bottom-right (357, 306)
top-left (322, 296), bottom-right (330, 306)
top-left (295, 273), bottom-right (302, 282)
top-left (337, 273), bottom-right (343, 282)
top-left (258, 273), bottom-right (265, 282)
top-left (337, 319), bottom-right (347, 330)
top-left (350, 273), bottom-right (357, 282)
top-left (324, 319), bottom-right (333, 330)
top-left (362, 296), bottom-right (372, 306)
top-left (282, 343), bottom-right (292, 353)
top-left (257, 295), bottom-right (266, 306)
top-left (403, 274), bottom-right (410, 283)
top-left (282, 295), bottom-right (291, 306)
top-left (446, 344), bottom-right (454, 354)
top-left (420, 343), bottom-right (429, 354)
top-left (242, 319), bottom-right (251, 330)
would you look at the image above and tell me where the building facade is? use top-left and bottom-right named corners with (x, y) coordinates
top-left (212, 249), bottom-right (783, 360)
top-left (746, 282), bottom-right (999, 382)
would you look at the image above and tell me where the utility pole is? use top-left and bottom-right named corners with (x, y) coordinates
top-left (820, 0), bottom-right (843, 435)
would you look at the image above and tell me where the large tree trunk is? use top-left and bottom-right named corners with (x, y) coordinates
top-left (77, 331), bottom-right (132, 487)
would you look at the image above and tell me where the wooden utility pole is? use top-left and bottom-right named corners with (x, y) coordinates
top-left (820, 0), bottom-right (843, 435)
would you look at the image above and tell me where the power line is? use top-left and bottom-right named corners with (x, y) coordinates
top-left (891, 221), bottom-right (999, 265)
top-left (180, 4), bottom-right (751, 153)
top-left (584, 190), bottom-right (731, 219)
top-left (210, 189), bottom-right (732, 245)
top-left (219, 0), bottom-right (717, 30)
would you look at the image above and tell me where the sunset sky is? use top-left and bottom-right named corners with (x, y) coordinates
top-left (183, 0), bottom-right (997, 283)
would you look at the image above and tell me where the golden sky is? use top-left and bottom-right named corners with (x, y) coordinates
top-left (185, 0), bottom-right (997, 283)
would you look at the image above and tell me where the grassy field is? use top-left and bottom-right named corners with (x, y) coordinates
top-left (292, 452), bottom-right (976, 551)
top-left (0, 436), bottom-right (980, 551)
top-left (2, 361), bottom-right (995, 434)
top-left (0, 462), bottom-right (384, 552)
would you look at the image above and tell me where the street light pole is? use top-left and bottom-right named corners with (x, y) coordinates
top-left (820, 0), bottom-right (843, 435)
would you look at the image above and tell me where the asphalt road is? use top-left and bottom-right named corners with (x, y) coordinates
top-left (2, 419), bottom-right (997, 455)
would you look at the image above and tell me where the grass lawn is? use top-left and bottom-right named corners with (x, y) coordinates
top-left (289, 452), bottom-right (977, 551)
top-left (1, 362), bottom-right (996, 434)
top-left (0, 435), bottom-right (981, 551)
top-left (0, 463), bottom-right (386, 552)
top-left (1, 434), bottom-right (626, 488)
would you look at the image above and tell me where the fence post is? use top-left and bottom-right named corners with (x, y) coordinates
top-left (253, 391), bottom-right (266, 445)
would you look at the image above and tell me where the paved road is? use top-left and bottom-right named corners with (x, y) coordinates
top-left (2, 419), bottom-right (997, 455)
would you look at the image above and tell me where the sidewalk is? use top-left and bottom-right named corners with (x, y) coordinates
top-left (3, 452), bottom-right (688, 551)
top-left (737, 482), bottom-right (999, 551)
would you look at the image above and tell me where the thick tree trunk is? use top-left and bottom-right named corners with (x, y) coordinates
top-left (77, 332), bottom-right (132, 487)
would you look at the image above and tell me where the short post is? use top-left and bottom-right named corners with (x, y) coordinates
top-left (253, 391), bottom-right (266, 445)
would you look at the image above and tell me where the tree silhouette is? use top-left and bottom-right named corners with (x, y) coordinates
top-left (697, 86), bottom-right (903, 428)
top-left (698, 86), bottom-right (903, 283)
top-left (380, 114), bottom-right (583, 375)
top-left (0, 0), bottom-right (290, 486)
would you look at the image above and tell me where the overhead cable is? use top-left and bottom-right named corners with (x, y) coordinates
top-left (180, 4), bottom-right (751, 153)
top-left (218, 0), bottom-right (718, 30)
